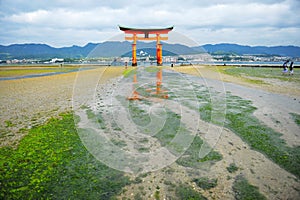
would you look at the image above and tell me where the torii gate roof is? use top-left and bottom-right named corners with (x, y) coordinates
top-left (119, 25), bottom-right (173, 34)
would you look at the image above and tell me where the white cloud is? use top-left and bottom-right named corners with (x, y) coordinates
top-left (0, 0), bottom-right (299, 46)
top-left (5, 8), bottom-right (124, 29)
top-left (185, 27), bottom-right (300, 46)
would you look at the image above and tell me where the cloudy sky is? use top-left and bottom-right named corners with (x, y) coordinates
top-left (0, 0), bottom-right (299, 47)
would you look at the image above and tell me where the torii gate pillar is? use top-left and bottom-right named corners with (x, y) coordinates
top-left (119, 26), bottom-right (173, 66)
top-left (156, 43), bottom-right (163, 66)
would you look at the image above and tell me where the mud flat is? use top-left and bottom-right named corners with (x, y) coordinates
top-left (0, 65), bottom-right (124, 147)
top-left (169, 65), bottom-right (300, 199)
top-left (77, 66), bottom-right (300, 199)
top-left (173, 65), bottom-right (300, 97)
top-left (1, 64), bottom-right (300, 199)
top-left (172, 65), bottom-right (300, 146)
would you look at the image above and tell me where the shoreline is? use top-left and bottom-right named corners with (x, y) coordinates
top-left (171, 65), bottom-right (300, 98)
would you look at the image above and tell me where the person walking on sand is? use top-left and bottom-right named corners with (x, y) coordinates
top-left (289, 61), bottom-right (294, 75)
top-left (282, 60), bottom-right (289, 74)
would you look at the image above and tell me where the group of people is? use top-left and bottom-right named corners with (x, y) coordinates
top-left (282, 60), bottom-right (294, 75)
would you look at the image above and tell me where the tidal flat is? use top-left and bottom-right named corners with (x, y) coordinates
top-left (0, 64), bottom-right (299, 199)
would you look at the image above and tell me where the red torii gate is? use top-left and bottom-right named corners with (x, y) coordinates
top-left (119, 26), bottom-right (173, 66)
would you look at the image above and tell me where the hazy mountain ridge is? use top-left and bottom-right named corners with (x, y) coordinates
top-left (0, 42), bottom-right (299, 60)
top-left (0, 43), bottom-right (98, 60)
top-left (200, 43), bottom-right (300, 57)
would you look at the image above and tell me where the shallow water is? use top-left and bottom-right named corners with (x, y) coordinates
top-left (185, 72), bottom-right (300, 146)
top-left (0, 67), bottom-right (92, 81)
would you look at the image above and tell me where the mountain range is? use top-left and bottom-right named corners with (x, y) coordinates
top-left (0, 42), bottom-right (299, 60)
top-left (200, 44), bottom-right (300, 57)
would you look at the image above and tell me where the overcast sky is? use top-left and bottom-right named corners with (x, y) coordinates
top-left (0, 0), bottom-right (299, 47)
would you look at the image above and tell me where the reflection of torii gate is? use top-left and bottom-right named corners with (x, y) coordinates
top-left (119, 26), bottom-right (173, 66)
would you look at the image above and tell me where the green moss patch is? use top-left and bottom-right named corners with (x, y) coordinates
top-left (290, 112), bottom-right (300, 127)
top-left (176, 136), bottom-right (222, 168)
top-left (227, 163), bottom-right (239, 173)
top-left (123, 68), bottom-right (136, 77)
top-left (196, 88), bottom-right (300, 178)
top-left (193, 177), bottom-right (218, 190)
top-left (225, 93), bottom-right (300, 178)
top-left (175, 184), bottom-right (207, 200)
top-left (0, 112), bottom-right (130, 199)
top-left (221, 66), bottom-right (300, 83)
top-left (232, 175), bottom-right (266, 200)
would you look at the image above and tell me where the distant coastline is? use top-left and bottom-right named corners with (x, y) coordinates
top-left (194, 61), bottom-right (300, 67)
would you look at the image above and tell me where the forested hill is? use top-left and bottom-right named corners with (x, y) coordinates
top-left (1, 42), bottom-right (299, 60)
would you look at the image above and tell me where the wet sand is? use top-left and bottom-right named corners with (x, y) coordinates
top-left (171, 65), bottom-right (300, 147)
top-left (0, 66), bottom-right (124, 147)
top-left (173, 65), bottom-right (300, 97)
top-left (1, 64), bottom-right (299, 199)
top-left (74, 65), bottom-right (300, 199)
